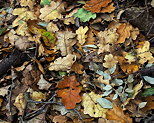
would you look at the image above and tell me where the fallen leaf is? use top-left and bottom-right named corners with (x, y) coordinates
top-left (0, 85), bottom-right (10, 96)
top-left (37, 74), bottom-right (52, 90)
top-left (47, 22), bottom-right (59, 32)
top-left (85, 29), bottom-right (96, 45)
top-left (39, 1), bottom-right (65, 22)
top-left (116, 23), bottom-right (133, 44)
top-left (13, 93), bottom-right (25, 115)
top-left (130, 27), bottom-right (139, 40)
top-left (56, 31), bottom-right (76, 56)
top-left (57, 76), bottom-right (81, 109)
top-left (106, 103), bottom-right (132, 123)
top-left (12, 8), bottom-right (37, 36)
top-left (103, 54), bottom-right (118, 68)
top-left (49, 54), bottom-right (76, 71)
top-left (83, 0), bottom-right (115, 13)
top-left (29, 89), bottom-right (46, 101)
top-left (40, 0), bottom-right (51, 6)
top-left (142, 96), bottom-right (154, 112)
top-left (136, 41), bottom-right (150, 54)
top-left (71, 62), bottom-right (83, 74)
top-left (82, 92), bottom-right (107, 118)
top-left (74, 8), bottom-right (96, 22)
top-left (53, 115), bottom-right (67, 123)
top-left (20, 0), bottom-right (35, 10)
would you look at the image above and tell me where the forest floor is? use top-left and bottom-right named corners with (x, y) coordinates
top-left (0, 0), bottom-right (154, 123)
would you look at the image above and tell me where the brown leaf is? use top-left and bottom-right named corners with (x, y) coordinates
top-left (57, 76), bottom-right (81, 109)
top-left (53, 115), bottom-right (67, 123)
top-left (84, 0), bottom-right (115, 13)
top-left (106, 103), bottom-right (132, 123)
top-left (71, 62), bottom-right (83, 74)
top-left (142, 96), bottom-right (154, 112)
top-left (116, 23), bottom-right (133, 44)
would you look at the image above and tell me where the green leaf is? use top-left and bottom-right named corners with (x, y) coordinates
top-left (141, 87), bottom-right (154, 97)
top-left (74, 8), bottom-right (96, 22)
top-left (59, 71), bottom-right (67, 76)
top-left (96, 98), bottom-right (113, 109)
top-left (0, 27), bottom-right (6, 35)
top-left (40, 0), bottom-right (51, 6)
top-left (42, 31), bottom-right (55, 43)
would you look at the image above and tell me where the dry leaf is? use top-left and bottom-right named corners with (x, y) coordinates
top-left (20, 0), bottom-right (35, 10)
top-left (85, 29), bottom-right (96, 45)
top-left (84, 0), bottom-right (115, 13)
top-left (30, 91), bottom-right (46, 101)
top-left (57, 76), bottom-right (81, 109)
top-left (71, 62), bottom-right (83, 74)
top-left (12, 8), bottom-right (37, 36)
top-left (98, 44), bottom-right (110, 54)
top-left (0, 85), bottom-right (10, 96)
top-left (103, 54), bottom-right (118, 68)
top-left (116, 23), bottom-right (133, 44)
top-left (39, 1), bottom-right (65, 22)
top-left (49, 54), bottom-right (76, 71)
top-left (136, 41), bottom-right (150, 54)
top-left (56, 31), bottom-right (76, 56)
top-left (76, 26), bottom-right (88, 45)
top-left (130, 27), bottom-right (139, 40)
top-left (13, 93), bottom-right (25, 115)
top-left (47, 22), bottom-right (59, 32)
top-left (82, 92), bottom-right (107, 118)
top-left (37, 74), bottom-right (52, 90)
top-left (106, 103), bottom-right (132, 123)
top-left (53, 115), bottom-right (67, 123)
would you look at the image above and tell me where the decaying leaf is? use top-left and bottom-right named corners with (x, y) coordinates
top-left (76, 26), bottom-right (88, 45)
top-left (82, 92), bottom-right (107, 118)
top-left (49, 54), bottom-right (76, 71)
top-left (57, 76), bottom-right (81, 109)
top-left (0, 85), bottom-right (10, 96)
top-left (56, 31), bottom-right (76, 56)
top-left (47, 22), bottom-right (59, 32)
top-left (39, 1), bottom-right (65, 22)
top-left (53, 115), bottom-right (67, 123)
top-left (20, 0), bottom-right (35, 10)
top-left (84, 0), bottom-right (115, 13)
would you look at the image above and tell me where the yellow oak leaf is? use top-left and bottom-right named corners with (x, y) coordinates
top-left (47, 22), bottom-right (59, 32)
top-left (136, 41), bottom-right (150, 54)
top-left (39, 1), bottom-right (65, 22)
top-left (30, 91), bottom-right (46, 101)
top-left (56, 31), bottom-right (76, 56)
top-left (20, 0), bottom-right (35, 10)
top-left (76, 26), bottom-right (89, 45)
top-left (137, 52), bottom-right (154, 64)
top-left (98, 44), bottom-right (110, 54)
top-left (130, 27), bottom-right (139, 40)
top-left (103, 54), bottom-right (118, 68)
top-left (82, 92), bottom-right (107, 118)
top-left (49, 54), bottom-right (76, 71)
top-left (12, 8), bottom-right (37, 36)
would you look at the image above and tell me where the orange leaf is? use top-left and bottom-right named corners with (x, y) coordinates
top-left (57, 76), bottom-right (81, 109)
top-left (106, 104), bottom-right (132, 123)
top-left (83, 0), bottom-right (115, 13)
top-left (116, 23), bottom-right (133, 44)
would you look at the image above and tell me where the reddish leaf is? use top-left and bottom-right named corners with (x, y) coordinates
top-left (57, 76), bottom-right (81, 109)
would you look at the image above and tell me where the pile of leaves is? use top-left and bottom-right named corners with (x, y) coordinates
top-left (0, 0), bottom-right (154, 122)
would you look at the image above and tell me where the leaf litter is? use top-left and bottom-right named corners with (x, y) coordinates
top-left (0, 0), bottom-right (154, 122)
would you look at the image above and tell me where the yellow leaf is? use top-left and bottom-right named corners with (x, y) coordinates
top-left (20, 0), bottom-right (35, 10)
top-left (136, 41), bottom-right (150, 54)
top-left (14, 93), bottom-right (25, 115)
top-left (76, 26), bottom-right (89, 45)
top-left (56, 31), bottom-right (76, 56)
top-left (30, 91), bottom-right (46, 101)
top-left (103, 54), bottom-right (118, 68)
top-left (49, 54), bottom-right (76, 71)
top-left (82, 92), bottom-right (107, 118)
top-left (47, 22), bottom-right (59, 32)
top-left (137, 52), bottom-right (154, 64)
top-left (39, 1), bottom-right (65, 22)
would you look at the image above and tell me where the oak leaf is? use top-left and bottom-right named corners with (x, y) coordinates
top-left (56, 31), bottom-right (76, 56)
top-left (85, 29), bottom-right (96, 45)
top-left (103, 54), bottom-right (118, 68)
top-left (83, 0), bottom-right (115, 13)
top-left (20, 0), bottom-right (35, 10)
top-left (49, 54), bottom-right (76, 71)
top-left (12, 8), bottom-right (37, 36)
top-left (116, 23), bottom-right (133, 44)
top-left (39, 1), bottom-right (65, 22)
top-left (82, 92), bottom-right (107, 118)
top-left (76, 26), bottom-right (88, 45)
top-left (106, 103), bottom-right (132, 123)
top-left (57, 76), bottom-right (81, 109)
top-left (71, 62), bottom-right (83, 74)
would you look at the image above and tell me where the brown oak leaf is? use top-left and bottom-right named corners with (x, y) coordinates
top-left (57, 76), bottom-right (81, 109)
top-left (83, 0), bottom-right (115, 13)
